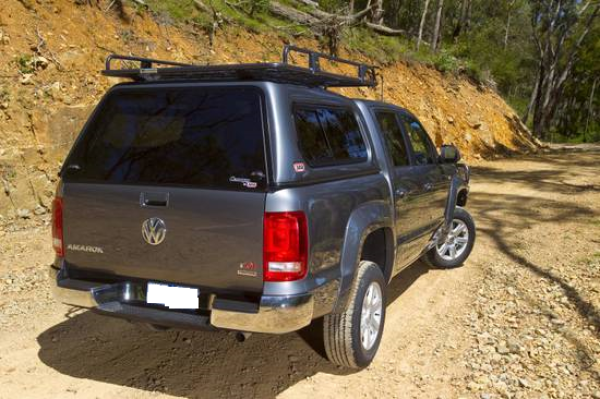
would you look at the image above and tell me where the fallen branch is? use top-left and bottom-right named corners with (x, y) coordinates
top-left (34, 25), bottom-right (64, 71)
top-left (269, 2), bottom-right (319, 26)
top-left (271, 0), bottom-right (404, 38)
top-left (192, 0), bottom-right (211, 13)
top-left (364, 22), bottom-right (405, 36)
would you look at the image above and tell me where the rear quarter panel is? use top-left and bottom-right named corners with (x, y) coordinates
top-left (263, 86), bottom-right (394, 316)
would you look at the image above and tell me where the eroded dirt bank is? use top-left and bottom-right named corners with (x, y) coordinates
top-left (0, 0), bottom-right (539, 220)
top-left (0, 147), bottom-right (598, 399)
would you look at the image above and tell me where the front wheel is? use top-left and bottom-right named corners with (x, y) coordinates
top-left (424, 207), bottom-right (476, 269)
top-left (323, 261), bottom-right (386, 369)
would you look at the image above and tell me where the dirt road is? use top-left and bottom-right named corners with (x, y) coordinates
top-left (1, 148), bottom-right (599, 399)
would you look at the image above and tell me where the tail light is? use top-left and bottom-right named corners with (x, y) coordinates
top-left (52, 196), bottom-right (64, 257)
top-left (263, 211), bottom-right (308, 282)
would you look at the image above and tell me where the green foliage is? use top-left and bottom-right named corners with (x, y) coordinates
top-left (344, 28), bottom-right (409, 64)
top-left (143, 0), bottom-right (306, 36)
top-left (144, 0), bottom-right (197, 22)
top-left (133, 0), bottom-right (600, 142)
top-left (431, 50), bottom-right (460, 73)
top-left (16, 55), bottom-right (34, 74)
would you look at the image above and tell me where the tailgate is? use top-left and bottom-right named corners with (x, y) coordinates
top-left (60, 84), bottom-right (268, 293)
top-left (63, 184), bottom-right (265, 292)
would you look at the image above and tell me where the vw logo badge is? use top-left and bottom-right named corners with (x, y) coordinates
top-left (142, 217), bottom-right (167, 246)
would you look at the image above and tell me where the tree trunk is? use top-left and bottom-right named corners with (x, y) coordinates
top-left (503, 0), bottom-right (516, 50)
top-left (522, 65), bottom-right (541, 125)
top-left (349, 0), bottom-right (355, 15)
top-left (584, 77), bottom-right (599, 142)
top-left (452, 0), bottom-right (469, 41)
top-left (530, 3), bottom-right (599, 139)
top-left (431, 0), bottom-right (444, 52)
top-left (503, 14), bottom-right (511, 50)
top-left (416, 0), bottom-right (431, 51)
top-left (372, 0), bottom-right (384, 25)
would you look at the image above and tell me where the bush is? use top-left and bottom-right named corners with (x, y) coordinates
top-left (432, 50), bottom-right (460, 74)
top-left (16, 55), bottom-right (34, 74)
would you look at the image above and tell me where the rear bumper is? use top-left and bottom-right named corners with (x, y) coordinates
top-left (49, 266), bottom-right (313, 334)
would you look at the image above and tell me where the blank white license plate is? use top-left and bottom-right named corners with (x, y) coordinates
top-left (146, 282), bottom-right (199, 309)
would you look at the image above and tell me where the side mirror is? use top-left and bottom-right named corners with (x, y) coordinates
top-left (440, 144), bottom-right (461, 163)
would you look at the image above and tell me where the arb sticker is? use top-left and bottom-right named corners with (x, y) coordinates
top-left (237, 262), bottom-right (258, 277)
top-left (293, 162), bottom-right (306, 173)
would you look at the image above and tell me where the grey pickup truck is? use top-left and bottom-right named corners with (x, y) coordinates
top-left (50, 46), bottom-right (475, 368)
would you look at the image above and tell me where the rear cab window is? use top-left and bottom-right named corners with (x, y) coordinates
top-left (62, 86), bottom-right (267, 191)
top-left (293, 105), bottom-right (367, 167)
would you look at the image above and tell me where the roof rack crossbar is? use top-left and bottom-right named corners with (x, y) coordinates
top-left (281, 45), bottom-right (377, 86)
top-left (105, 54), bottom-right (193, 71)
top-left (101, 46), bottom-right (378, 88)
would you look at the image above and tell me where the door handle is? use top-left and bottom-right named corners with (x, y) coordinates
top-left (140, 192), bottom-right (169, 207)
top-left (395, 188), bottom-right (408, 199)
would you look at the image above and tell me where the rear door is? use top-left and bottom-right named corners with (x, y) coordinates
top-left (372, 110), bottom-right (424, 270)
top-left (61, 85), bottom-right (268, 293)
top-left (399, 113), bottom-right (449, 232)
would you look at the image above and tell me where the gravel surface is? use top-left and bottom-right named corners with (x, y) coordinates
top-left (0, 147), bottom-right (599, 399)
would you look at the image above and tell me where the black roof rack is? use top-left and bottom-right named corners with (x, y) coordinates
top-left (102, 45), bottom-right (378, 88)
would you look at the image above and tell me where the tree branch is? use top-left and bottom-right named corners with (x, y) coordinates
top-left (364, 22), bottom-right (406, 36)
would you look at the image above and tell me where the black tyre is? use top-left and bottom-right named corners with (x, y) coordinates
top-left (323, 261), bottom-right (386, 368)
top-left (424, 207), bottom-right (476, 269)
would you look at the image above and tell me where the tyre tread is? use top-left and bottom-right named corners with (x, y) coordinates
top-left (323, 261), bottom-right (382, 368)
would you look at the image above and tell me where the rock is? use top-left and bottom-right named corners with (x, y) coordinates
top-left (0, 31), bottom-right (9, 45)
top-left (46, 82), bottom-right (62, 99)
top-left (32, 56), bottom-right (49, 70)
top-left (591, 391), bottom-right (600, 399)
top-left (447, 116), bottom-right (455, 124)
top-left (20, 74), bottom-right (34, 85)
top-left (17, 209), bottom-right (31, 219)
top-left (518, 378), bottom-right (529, 388)
top-left (507, 338), bottom-right (521, 353)
top-left (467, 381), bottom-right (482, 391)
top-left (33, 205), bottom-right (46, 215)
top-left (496, 344), bottom-right (510, 355)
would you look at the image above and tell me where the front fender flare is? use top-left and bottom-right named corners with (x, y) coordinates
top-left (444, 174), bottom-right (469, 229)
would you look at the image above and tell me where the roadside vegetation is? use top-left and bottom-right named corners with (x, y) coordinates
top-left (112, 0), bottom-right (599, 144)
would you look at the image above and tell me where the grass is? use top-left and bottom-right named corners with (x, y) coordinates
top-left (15, 55), bottom-right (34, 74)
top-left (0, 88), bottom-right (9, 102)
top-left (140, 0), bottom-right (307, 37)
top-left (132, 0), bottom-right (488, 86)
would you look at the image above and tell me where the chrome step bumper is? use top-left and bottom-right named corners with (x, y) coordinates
top-left (49, 266), bottom-right (314, 334)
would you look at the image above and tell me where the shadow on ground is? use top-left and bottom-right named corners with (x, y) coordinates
top-left (36, 148), bottom-right (600, 397)
top-left (469, 149), bottom-right (600, 344)
top-left (37, 261), bottom-right (429, 398)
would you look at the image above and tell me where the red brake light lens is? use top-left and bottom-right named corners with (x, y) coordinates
top-left (52, 196), bottom-right (64, 257)
top-left (263, 211), bottom-right (308, 282)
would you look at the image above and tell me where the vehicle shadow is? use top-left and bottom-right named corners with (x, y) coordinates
top-left (37, 260), bottom-right (429, 398)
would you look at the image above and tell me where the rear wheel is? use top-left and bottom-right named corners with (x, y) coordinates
top-left (425, 207), bottom-right (475, 269)
top-left (323, 261), bottom-right (386, 368)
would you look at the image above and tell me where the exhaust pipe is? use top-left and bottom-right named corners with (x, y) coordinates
top-left (235, 331), bottom-right (252, 342)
